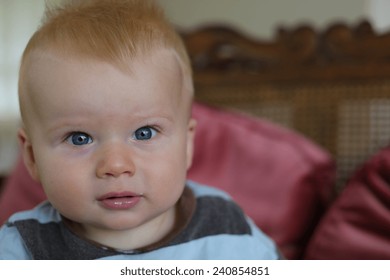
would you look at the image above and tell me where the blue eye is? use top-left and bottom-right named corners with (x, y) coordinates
top-left (67, 132), bottom-right (92, 146)
top-left (133, 126), bottom-right (157, 141)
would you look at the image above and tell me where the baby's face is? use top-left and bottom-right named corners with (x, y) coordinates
top-left (19, 49), bottom-right (195, 246)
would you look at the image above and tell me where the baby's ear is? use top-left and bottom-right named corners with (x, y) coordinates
top-left (18, 128), bottom-right (40, 182)
top-left (186, 118), bottom-right (197, 170)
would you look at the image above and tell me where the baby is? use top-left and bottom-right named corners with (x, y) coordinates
top-left (0, 0), bottom-right (280, 259)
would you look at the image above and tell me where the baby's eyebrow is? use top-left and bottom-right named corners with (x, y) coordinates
top-left (122, 113), bottom-right (176, 125)
top-left (45, 118), bottom-right (89, 134)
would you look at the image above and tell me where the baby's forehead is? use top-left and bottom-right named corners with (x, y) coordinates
top-left (20, 48), bottom-right (192, 112)
top-left (25, 46), bottom-right (176, 70)
top-left (21, 47), bottom-right (184, 90)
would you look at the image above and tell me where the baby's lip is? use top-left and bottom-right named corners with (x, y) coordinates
top-left (97, 191), bottom-right (141, 200)
top-left (97, 191), bottom-right (143, 210)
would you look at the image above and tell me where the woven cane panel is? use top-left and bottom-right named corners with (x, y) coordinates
top-left (195, 80), bottom-right (390, 190)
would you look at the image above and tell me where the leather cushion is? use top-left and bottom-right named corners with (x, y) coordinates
top-left (304, 146), bottom-right (390, 259)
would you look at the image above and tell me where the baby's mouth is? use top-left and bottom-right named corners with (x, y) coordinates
top-left (97, 192), bottom-right (142, 210)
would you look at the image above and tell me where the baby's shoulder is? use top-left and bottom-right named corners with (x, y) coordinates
top-left (6, 201), bottom-right (61, 225)
top-left (186, 180), bottom-right (233, 200)
top-left (186, 180), bottom-right (250, 232)
top-left (0, 203), bottom-right (57, 260)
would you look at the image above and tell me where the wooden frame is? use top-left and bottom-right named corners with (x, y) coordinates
top-left (181, 20), bottom-right (390, 189)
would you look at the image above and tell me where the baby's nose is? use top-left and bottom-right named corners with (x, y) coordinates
top-left (95, 143), bottom-right (135, 178)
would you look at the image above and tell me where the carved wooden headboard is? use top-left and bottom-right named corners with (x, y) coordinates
top-left (181, 20), bottom-right (390, 189)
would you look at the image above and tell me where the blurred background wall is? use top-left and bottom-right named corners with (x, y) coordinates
top-left (1, 0), bottom-right (390, 175)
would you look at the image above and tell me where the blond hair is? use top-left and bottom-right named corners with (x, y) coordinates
top-left (19, 0), bottom-right (193, 99)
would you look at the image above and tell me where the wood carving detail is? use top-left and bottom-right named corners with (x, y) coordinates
top-left (180, 21), bottom-right (390, 82)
